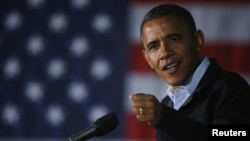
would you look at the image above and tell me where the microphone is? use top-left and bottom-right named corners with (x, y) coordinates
top-left (68, 112), bottom-right (119, 141)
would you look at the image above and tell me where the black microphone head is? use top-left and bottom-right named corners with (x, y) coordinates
top-left (94, 112), bottom-right (119, 137)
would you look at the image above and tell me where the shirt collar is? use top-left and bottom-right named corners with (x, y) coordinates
top-left (183, 56), bottom-right (210, 95)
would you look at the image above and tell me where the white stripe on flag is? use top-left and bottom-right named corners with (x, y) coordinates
top-left (124, 73), bottom-right (168, 111)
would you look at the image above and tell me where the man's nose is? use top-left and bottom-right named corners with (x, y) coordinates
top-left (159, 43), bottom-right (174, 60)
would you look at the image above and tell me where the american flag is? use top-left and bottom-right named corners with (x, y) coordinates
top-left (0, 0), bottom-right (127, 140)
top-left (1, 0), bottom-right (250, 141)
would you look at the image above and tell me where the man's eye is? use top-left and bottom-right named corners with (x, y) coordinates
top-left (149, 45), bottom-right (156, 49)
top-left (147, 43), bottom-right (158, 50)
top-left (170, 37), bottom-right (180, 42)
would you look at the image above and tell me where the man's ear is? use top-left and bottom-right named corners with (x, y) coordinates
top-left (142, 49), bottom-right (153, 69)
top-left (194, 30), bottom-right (205, 52)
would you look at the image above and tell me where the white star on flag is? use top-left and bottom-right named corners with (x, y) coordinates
top-left (47, 58), bottom-right (66, 79)
top-left (70, 36), bottom-right (89, 57)
top-left (27, 0), bottom-right (44, 8)
top-left (46, 104), bottom-right (65, 127)
top-left (48, 13), bottom-right (68, 33)
top-left (90, 58), bottom-right (111, 80)
top-left (68, 81), bottom-right (88, 103)
top-left (25, 81), bottom-right (44, 102)
top-left (71, 0), bottom-right (90, 10)
top-left (4, 11), bottom-right (22, 31)
top-left (2, 104), bottom-right (20, 126)
top-left (92, 14), bottom-right (112, 33)
top-left (27, 35), bottom-right (45, 56)
top-left (4, 57), bottom-right (21, 78)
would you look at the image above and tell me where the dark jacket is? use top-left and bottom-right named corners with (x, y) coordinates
top-left (154, 58), bottom-right (250, 141)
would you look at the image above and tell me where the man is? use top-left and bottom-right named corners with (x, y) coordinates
top-left (129, 4), bottom-right (250, 141)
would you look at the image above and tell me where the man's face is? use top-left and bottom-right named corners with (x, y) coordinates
top-left (141, 15), bottom-right (203, 89)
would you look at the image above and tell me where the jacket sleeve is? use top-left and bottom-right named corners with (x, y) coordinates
top-left (153, 104), bottom-right (207, 141)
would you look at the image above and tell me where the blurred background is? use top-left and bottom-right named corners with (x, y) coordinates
top-left (0, 0), bottom-right (250, 141)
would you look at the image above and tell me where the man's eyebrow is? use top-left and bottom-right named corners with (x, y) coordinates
top-left (165, 33), bottom-right (182, 39)
top-left (146, 40), bottom-right (158, 49)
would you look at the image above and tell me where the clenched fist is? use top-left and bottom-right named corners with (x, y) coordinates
top-left (129, 93), bottom-right (162, 125)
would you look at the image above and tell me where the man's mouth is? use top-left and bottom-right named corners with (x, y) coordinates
top-left (163, 62), bottom-right (179, 71)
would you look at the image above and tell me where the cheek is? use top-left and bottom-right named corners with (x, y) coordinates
top-left (143, 52), bottom-right (157, 69)
top-left (147, 53), bottom-right (159, 66)
top-left (182, 51), bottom-right (196, 73)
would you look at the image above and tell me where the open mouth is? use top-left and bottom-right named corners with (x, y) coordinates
top-left (163, 62), bottom-right (179, 71)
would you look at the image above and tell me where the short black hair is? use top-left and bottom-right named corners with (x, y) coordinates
top-left (140, 4), bottom-right (197, 37)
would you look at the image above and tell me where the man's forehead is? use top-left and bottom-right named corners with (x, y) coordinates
top-left (142, 16), bottom-right (186, 34)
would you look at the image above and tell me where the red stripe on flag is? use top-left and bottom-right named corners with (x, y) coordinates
top-left (201, 43), bottom-right (250, 74)
top-left (128, 42), bottom-right (153, 73)
top-left (125, 113), bottom-right (156, 140)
